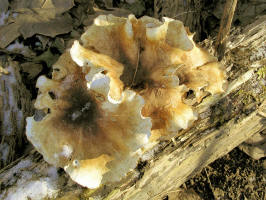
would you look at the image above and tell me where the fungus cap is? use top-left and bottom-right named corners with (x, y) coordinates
top-left (26, 14), bottom-right (227, 188)
top-left (26, 52), bottom-right (152, 188)
top-left (70, 14), bottom-right (227, 140)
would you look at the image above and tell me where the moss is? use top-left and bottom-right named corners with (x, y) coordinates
top-left (256, 66), bottom-right (266, 79)
top-left (79, 188), bottom-right (98, 200)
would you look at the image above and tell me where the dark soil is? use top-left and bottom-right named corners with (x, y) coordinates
top-left (184, 148), bottom-right (266, 200)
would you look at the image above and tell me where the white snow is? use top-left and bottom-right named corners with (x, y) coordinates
top-left (5, 177), bottom-right (59, 200)
top-left (0, 143), bottom-right (10, 163)
top-left (0, 11), bottom-right (9, 26)
top-left (6, 40), bottom-right (25, 52)
top-left (6, 40), bottom-right (34, 57)
top-left (2, 160), bottom-right (60, 200)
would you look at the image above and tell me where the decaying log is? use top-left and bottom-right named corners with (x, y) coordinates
top-left (0, 58), bottom-right (32, 168)
top-left (108, 101), bottom-right (265, 200)
top-left (0, 14), bottom-right (265, 200)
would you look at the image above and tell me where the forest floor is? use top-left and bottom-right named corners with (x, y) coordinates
top-left (184, 148), bottom-right (265, 200)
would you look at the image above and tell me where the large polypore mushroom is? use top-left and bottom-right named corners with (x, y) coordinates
top-left (70, 14), bottom-right (226, 140)
top-left (26, 52), bottom-right (151, 188)
top-left (26, 14), bottom-right (227, 188)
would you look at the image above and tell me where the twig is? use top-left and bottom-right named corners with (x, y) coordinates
top-left (172, 11), bottom-right (196, 19)
top-left (215, 0), bottom-right (238, 61)
top-left (205, 168), bottom-right (216, 199)
top-left (131, 40), bottom-right (140, 87)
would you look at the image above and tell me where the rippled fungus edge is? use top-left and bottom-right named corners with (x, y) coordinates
top-left (26, 14), bottom-right (227, 189)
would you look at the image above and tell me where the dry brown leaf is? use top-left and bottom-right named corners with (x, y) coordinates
top-left (10, 0), bottom-right (48, 10)
top-left (0, 0), bottom-right (74, 48)
top-left (0, 0), bottom-right (9, 13)
top-left (10, 0), bottom-right (74, 15)
top-left (83, 7), bottom-right (132, 26)
top-left (17, 12), bottom-right (73, 39)
top-left (21, 62), bottom-right (43, 79)
top-left (33, 48), bottom-right (59, 67)
top-left (0, 23), bottom-right (20, 48)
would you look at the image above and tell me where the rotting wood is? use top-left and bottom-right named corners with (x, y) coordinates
top-left (109, 101), bottom-right (265, 200)
top-left (0, 58), bottom-right (32, 168)
top-left (0, 14), bottom-right (265, 200)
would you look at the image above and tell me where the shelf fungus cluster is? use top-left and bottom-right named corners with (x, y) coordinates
top-left (26, 15), bottom-right (227, 188)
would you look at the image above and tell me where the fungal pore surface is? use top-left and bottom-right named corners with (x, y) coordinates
top-left (26, 14), bottom-right (227, 188)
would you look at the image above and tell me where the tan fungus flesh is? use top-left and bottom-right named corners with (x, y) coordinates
top-left (70, 14), bottom-right (226, 140)
top-left (26, 52), bottom-right (151, 188)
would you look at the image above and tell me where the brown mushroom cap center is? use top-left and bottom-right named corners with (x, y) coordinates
top-left (61, 87), bottom-right (99, 126)
top-left (50, 71), bottom-right (102, 135)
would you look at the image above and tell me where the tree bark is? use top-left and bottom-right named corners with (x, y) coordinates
top-left (154, 0), bottom-right (204, 41)
top-left (154, 0), bottom-right (266, 41)
top-left (0, 15), bottom-right (265, 200)
top-left (0, 58), bottom-right (32, 168)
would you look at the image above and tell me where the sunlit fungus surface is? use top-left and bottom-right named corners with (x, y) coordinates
top-left (26, 52), bottom-right (151, 188)
top-left (26, 14), bottom-right (227, 188)
top-left (70, 14), bottom-right (227, 140)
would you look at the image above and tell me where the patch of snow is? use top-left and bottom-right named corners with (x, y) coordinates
top-left (6, 40), bottom-right (25, 52)
top-left (47, 166), bottom-right (58, 179)
top-left (0, 143), bottom-right (10, 163)
top-left (0, 11), bottom-right (9, 26)
top-left (12, 13), bottom-right (18, 18)
top-left (6, 40), bottom-right (34, 57)
top-left (8, 159), bottom-right (32, 176)
top-left (4, 177), bottom-right (59, 200)
top-left (1, 159), bottom-right (33, 186)
top-left (2, 161), bottom-right (60, 200)
top-left (250, 46), bottom-right (266, 62)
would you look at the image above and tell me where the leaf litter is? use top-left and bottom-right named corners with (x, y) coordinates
top-left (0, 0), bottom-right (74, 49)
